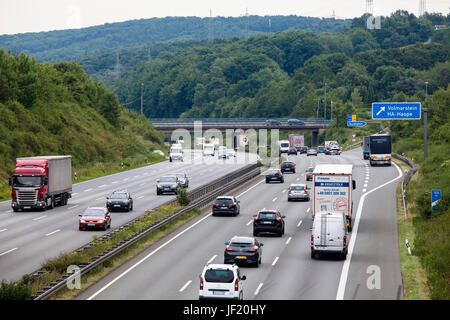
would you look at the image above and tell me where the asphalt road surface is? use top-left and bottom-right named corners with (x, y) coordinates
top-left (0, 151), bottom-right (258, 281)
top-left (77, 148), bottom-right (404, 300)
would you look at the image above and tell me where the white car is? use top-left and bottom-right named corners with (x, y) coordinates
top-left (218, 146), bottom-right (228, 159)
top-left (307, 148), bottom-right (318, 156)
top-left (227, 148), bottom-right (236, 157)
top-left (169, 147), bottom-right (183, 162)
top-left (199, 263), bottom-right (246, 300)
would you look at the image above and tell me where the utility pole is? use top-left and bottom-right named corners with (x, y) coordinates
top-left (330, 100), bottom-right (333, 121)
top-left (423, 108), bottom-right (428, 160)
top-left (324, 83), bottom-right (327, 120)
top-left (140, 83), bottom-right (144, 115)
top-left (425, 81), bottom-right (429, 98)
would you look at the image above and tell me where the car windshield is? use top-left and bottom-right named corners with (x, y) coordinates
top-left (302, 147), bottom-right (307, 150)
top-left (291, 185), bottom-right (305, 190)
top-left (230, 241), bottom-right (253, 247)
top-left (12, 176), bottom-right (42, 187)
top-left (282, 162), bottom-right (293, 166)
top-left (307, 168), bottom-right (314, 172)
top-left (204, 269), bottom-right (234, 283)
top-left (170, 149), bottom-right (182, 154)
top-left (216, 198), bottom-right (232, 205)
top-left (258, 212), bottom-right (277, 219)
top-left (268, 170), bottom-right (279, 174)
top-left (83, 209), bottom-right (104, 216)
top-left (110, 193), bottom-right (127, 199)
top-left (175, 174), bottom-right (185, 179)
top-left (160, 176), bottom-right (177, 182)
top-left (281, 143), bottom-right (289, 147)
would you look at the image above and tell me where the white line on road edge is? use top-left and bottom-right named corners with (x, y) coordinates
top-left (286, 237), bottom-right (292, 245)
top-left (0, 247), bottom-right (17, 256)
top-left (45, 229), bottom-right (61, 236)
top-left (254, 283), bottom-right (263, 296)
top-left (297, 220), bottom-right (303, 228)
top-left (87, 211), bottom-right (214, 300)
top-left (32, 215), bottom-right (47, 221)
top-left (272, 256), bottom-right (279, 266)
top-left (179, 280), bottom-right (192, 292)
top-left (246, 220), bottom-right (253, 226)
top-left (336, 162), bottom-right (402, 300)
top-left (0, 228), bottom-right (7, 233)
top-left (207, 255), bottom-right (217, 264)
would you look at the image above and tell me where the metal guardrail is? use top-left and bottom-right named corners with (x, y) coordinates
top-left (32, 163), bottom-right (261, 300)
top-left (392, 153), bottom-right (418, 219)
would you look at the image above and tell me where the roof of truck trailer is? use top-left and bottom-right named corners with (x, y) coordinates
top-left (16, 155), bottom-right (72, 160)
top-left (313, 164), bottom-right (353, 175)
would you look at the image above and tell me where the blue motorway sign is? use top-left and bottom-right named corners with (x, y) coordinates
top-left (347, 121), bottom-right (367, 127)
top-left (431, 190), bottom-right (441, 211)
top-left (372, 102), bottom-right (421, 120)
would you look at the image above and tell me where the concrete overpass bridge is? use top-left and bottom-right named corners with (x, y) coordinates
top-left (149, 118), bottom-right (333, 147)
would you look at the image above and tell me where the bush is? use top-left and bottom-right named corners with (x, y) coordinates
top-left (176, 188), bottom-right (191, 206)
top-left (0, 280), bottom-right (32, 300)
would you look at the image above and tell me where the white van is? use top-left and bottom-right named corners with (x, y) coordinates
top-left (203, 143), bottom-right (215, 156)
top-left (218, 146), bottom-right (228, 159)
top-left (279, 140), bottom-right (290, 153)
top-left (311, 211), bottom-right (348, 260)
top-left (199, 263), bottom-right (246, 300)
top-left (169, 147), bottom-right (183, 162)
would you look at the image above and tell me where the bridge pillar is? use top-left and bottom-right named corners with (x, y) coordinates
top-left (311, 131), bottom-right (319, 147)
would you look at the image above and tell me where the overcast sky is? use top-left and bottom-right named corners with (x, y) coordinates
top-left (1, 0), bottom-right (449, 35)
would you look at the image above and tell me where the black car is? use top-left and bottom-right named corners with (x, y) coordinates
top-left (281, 161), bottom-right (296, 173)
top-left (265, 169), bottom-right (284, 183)
top-left (265, 119), bottom-right (282, 126)
top-left (287, 147), bottom-right (298, 155)
top-left (106, 191), bottom-right (133, 212)
top-left (212, 196), bottom-right (240, 216)
top-left (253, 210), bottom-right (285, 237)
top-left (287, 119), bottom-right (305, 126)
top-left (224, 236), bottom-right (263, 267)
top-left (300, 146), bottom-right (309, 154)
top-left (156, 175), bottom-right (180, 195)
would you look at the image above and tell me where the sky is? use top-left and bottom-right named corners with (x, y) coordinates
top-left (1, 0), bottom-right (449, 35)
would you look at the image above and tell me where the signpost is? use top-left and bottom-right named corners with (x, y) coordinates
top-left (372, 102), bottom-right (421, 120)
top-left (431, 190), bottom-right (441, 211)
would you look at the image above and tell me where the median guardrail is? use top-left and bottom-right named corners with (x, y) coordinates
top-left (32, 162), bottom-right (261, 300)
top-left (392, 153), bottom-right (419, 219)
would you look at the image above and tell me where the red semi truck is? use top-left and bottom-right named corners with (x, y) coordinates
top-left (288, 134), bottom-right (304, 151)
top-left (10, 156), bottom-right (72, 212)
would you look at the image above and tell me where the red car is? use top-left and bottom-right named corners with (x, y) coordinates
top-left (79, 207), bottom-right (111, 231)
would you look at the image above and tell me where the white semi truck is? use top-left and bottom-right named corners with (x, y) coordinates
top-left (312, 164), bottom-right (356, 231)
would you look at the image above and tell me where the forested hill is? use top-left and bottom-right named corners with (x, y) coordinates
top-left (0, 50), bottom-right (164, 185)
top-left (0, 15), bottom-right (351, 64)
top-left (110, 11), bottom-right (449, 121)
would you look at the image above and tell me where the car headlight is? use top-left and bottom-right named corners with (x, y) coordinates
top-left (157, 184), bottom-right (162, 188)
top-left (80, 219), bottom-right (86, 223)
top-left (98, 219), bottom-right (104, 223)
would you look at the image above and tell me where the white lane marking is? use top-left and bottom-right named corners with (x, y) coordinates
top-left (136, 196), bottom-right (144, 200)
top-left (84, 188), bottom-right (93, 192)
top-left (336, 162), bottom-right (403, 300)
top-left (307, 207), bottom-right (311, 213)
top-left (246, 220), bottom-right (253, 226)
top-left (296, 178), bottom-right (300, 181)
top-left (179, 280), bottom-right (192, 292)
top-left (286, 237), bottom-right (292, 245)
top-left (112, 181), bottom-right (118, 184)
top-left (68, 205), bottom-right (79, 210)
top-left (254, 283), bottom-right (263, 296)
top-left (33, 215), bottom-right (47, 221)
top-left (87, 211), bottom-right (214, 300)
top-left (364, 184), bottom-right (368, 188)
top-left (72, 193), bottom-right (78, 196)
top-left (139, 183), bottom-right (146, 187)
top-left (272, 256), bottom-right (279, 266)
top-left (236, 179), bottom-right (265, 198)
top-left (0, 247), bottom-right (18, 256)
top-left (45, 229), bottom-right (61, 236)
top-left (362, 189), bottom-right (367, 193)
top-left (134, 175), bottom-right (139, 178)
top-left (98, 185), bottom-right (106, 188)
top-left (123, 178), bottom-right (129, 181)
top-left (96, 197), bottom-right (104, 201)
top-left (297, 220), bottom-right (303, 228)
top-left (0, 228), bottom-right (7, 233)
top-left (272, 197), bottom-right (277, 202)
top-left (282, 189), bottom-right (286, 193)
top-left (207, 255), bottom-right (217, 264)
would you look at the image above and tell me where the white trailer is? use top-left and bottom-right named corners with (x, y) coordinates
top-left (312, 164), bottom-right (356, 231)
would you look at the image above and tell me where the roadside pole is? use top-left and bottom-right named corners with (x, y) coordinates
top-left (423, 108), bottom-right (428, 160)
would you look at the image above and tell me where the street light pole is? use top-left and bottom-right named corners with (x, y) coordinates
top-left (140, 83), bottom-right (144, 115)
top-left (324, 83), bottom-right (327, 120)
top-left (425, 81), bottom-right (429, 99)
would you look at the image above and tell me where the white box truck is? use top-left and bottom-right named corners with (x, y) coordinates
top-left (203, 143), bottom-right (215, 156)
top-left (312, 164), bottom-right (356, 231)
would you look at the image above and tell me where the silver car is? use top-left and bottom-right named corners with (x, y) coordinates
top-left (287, 184), bottom-right (310, 201)
top-left (174, 173), bottom-right (189, 188)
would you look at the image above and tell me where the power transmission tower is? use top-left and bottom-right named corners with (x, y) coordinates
top-left (114, 52), bottom-right (120, 77)
top-left (419, 0), bottom-right (426, 16)
top-left (365, 0), bottom-right (374, 14)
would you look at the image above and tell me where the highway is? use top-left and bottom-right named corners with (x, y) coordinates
top-left (0, 151), bottom-right (258, 281)
top-left (77, 148), bottom-right (404, 300)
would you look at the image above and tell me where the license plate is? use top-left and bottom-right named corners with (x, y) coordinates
top-left (212, 291), bottom-right (225, 295)
top-left (263, 221), bottom-right (272, 224)
top-left (221, 206), bottom-right (227, 209)
top-left (24, 206), bottom-right (31, 209)
top-left (114, 205), bottom-right (120, 207)
top-left (236, 256), bottom-right (246, 259)
top-left (88, 223), bottom-right (96, 227)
